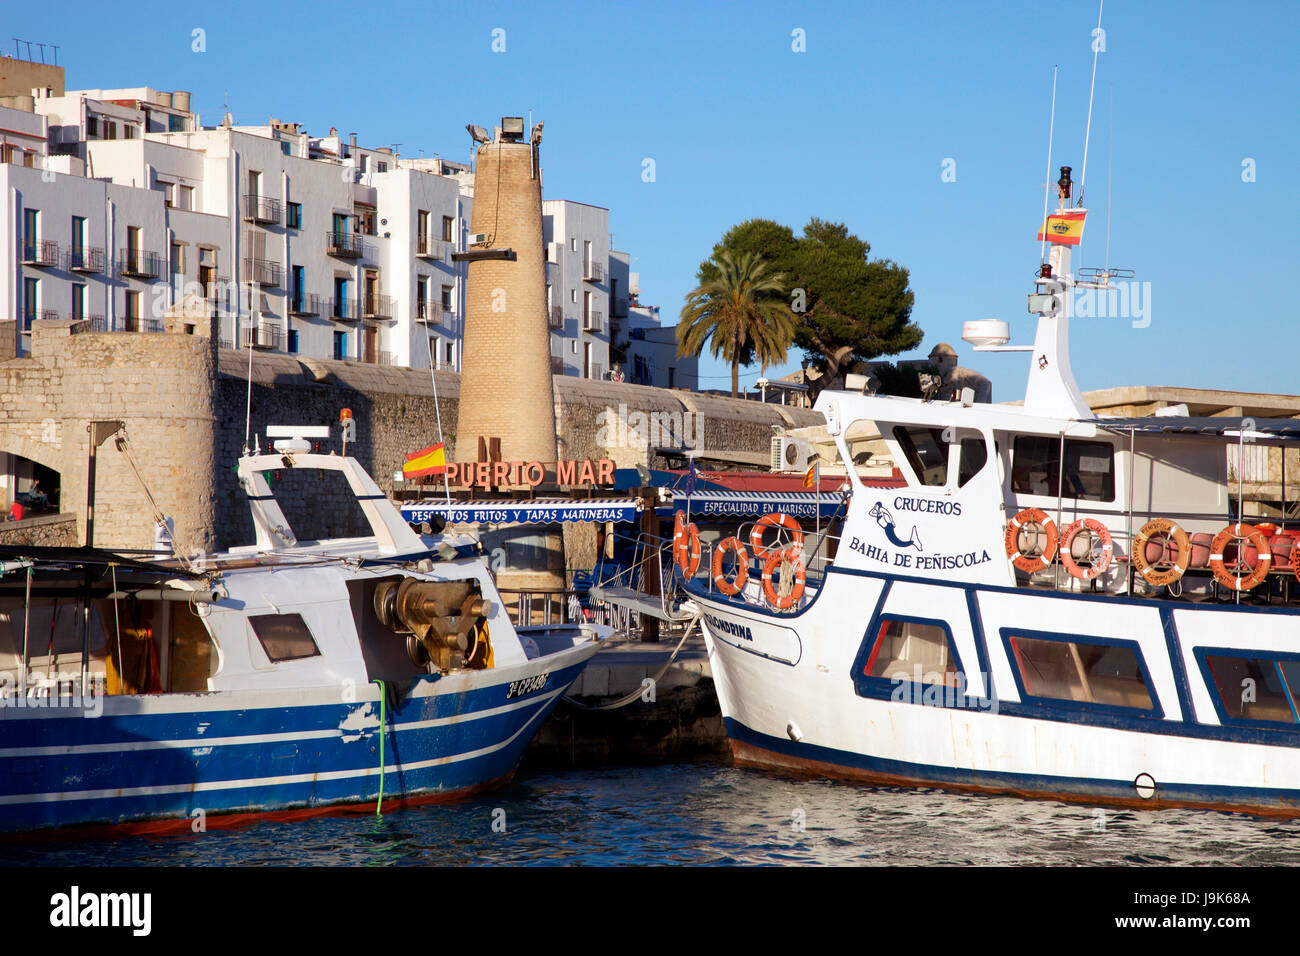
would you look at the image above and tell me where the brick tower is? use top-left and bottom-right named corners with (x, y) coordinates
top-left (456, 118), bottom-right (564, 597)
top-left (456, 119), bottom-right (557, 469)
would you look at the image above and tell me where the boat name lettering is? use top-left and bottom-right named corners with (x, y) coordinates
top-left (705, 614), bottom-right (753, 642)
top-left (914, 550), bottom-right (992, 571)
top-left (506, 673), bottom-right (550, 699)
top-left (893, 496), bottom-right (962, 517)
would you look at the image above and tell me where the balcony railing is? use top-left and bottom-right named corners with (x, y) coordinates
top-left (21, 240), bottom-right (59, 267)
top-left (584, 261), bottom-right (603, 283)
top-left (23, 309), bottom-right (61, 329)
top-left (240, 322), bottom-right (283, 351)
top-left (326, 231), bottom-right (366, 259)
top-left (118, 249), bottom-right (162, 279)
top-left (243, 257), bottom-right (282, 287)
top-left (289, 293), bottom-right (322, 317)
top-left (415, 301), bottom-right (444, 325)
top-left (548, 306), bottom-right (564, 330)
top-left (121, 316), bottom-right (165, 333)
top-left (362, 293), bottom-right (393, 320)
top-left (203, 275), bottom-right (230, 301)
top-left (588, 363), bottom-right (607, 381)
top-left (243, 195), bottom-right (281, 225)
top-left (584, 311), bottom-right (604, 333)
top-left (330, 298), bottom-right (361, 322)
top-left (416, 237), bottom-right (445, 260)
top-left (67, 247), bottom-right (105, 273)
top-left (551, 355), bottom-right (565, 374)
top-left (361, 348), bottom-right (393, 366)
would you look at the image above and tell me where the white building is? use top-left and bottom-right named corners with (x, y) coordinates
top-left (6, 82), bottom-right (689, 388)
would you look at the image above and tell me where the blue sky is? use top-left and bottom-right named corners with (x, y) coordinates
top-left (12, 0), bottom-right (1298, 398)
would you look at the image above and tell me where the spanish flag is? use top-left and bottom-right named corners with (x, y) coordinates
top-left (1037, 209), bottom-right (1087, 246)
top-left (403, 442), bottom-right (447, 479)
top-left (803, 462), bottom-right (820, 489)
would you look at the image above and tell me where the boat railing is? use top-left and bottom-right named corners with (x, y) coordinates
top-left (497, 586), bottom-right (629, 629)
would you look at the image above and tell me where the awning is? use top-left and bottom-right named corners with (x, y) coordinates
top-left (659, 490), bottom-right (848, 521)
top-left (1093, 416), bottom-right (1300, 442)
top-left (401, 498), bottom-right (642, 525)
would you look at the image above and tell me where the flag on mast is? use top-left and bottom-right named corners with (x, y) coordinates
top-left (403, 442), bottom-right (447, 479)
top-left (803, 462), bottom-right (820, 489)
top-left (1037, 209), bottom-right (1087, 246)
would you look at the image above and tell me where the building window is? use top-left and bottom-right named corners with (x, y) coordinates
top-left (441, 284), bottom-right (453, 311)
top-left (286, 202), bottom-right (302, 229)
top-left (1011, 436), bottom-right (1115, 502)
top-left (287, 329), bottom-right (299, 354)
top-left (23, 278), bottom-right (38, 330)
top-left (333, 277), bottom-right (350, 317)
top-left (123, 124), bottom-right (136, 140)
top-left (103, 122), bottom-right (117, 140)
top-left (72, 284), bottom-right (86, 321)
top-left (445, 341), bottom-right (455, 367)
top-left (333, 330), bottom-right (347, 360)
top-left (356, 204), bottom-right (376, 236)
top-left (125, 291), bottom-right (140, 319)
top-left (570, 237), bottom-right (577, 252)
top-left (442, 216), bottom-right (454, 242)
top-left (157, 180), bottom-right (174, 206)
top-left (86, 115), bottom-right (98, 137)
top-left (1007, 633), bottom-right (1155, 712)
top-left (377, 161), bottom-right (387, 173)
top-left (22, 208), bottom-right (38, 258)
top-left (417, 210), bottom-right (430, 248)
top-left (177, 185), bottom-right (193, 211)
top-left (249, 613), bottom-right (320, 663)
top-left (570, 288), bottom-right (577, 304)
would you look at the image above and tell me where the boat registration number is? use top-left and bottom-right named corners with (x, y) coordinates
top-left (506, 673), bottom-right (550, 699)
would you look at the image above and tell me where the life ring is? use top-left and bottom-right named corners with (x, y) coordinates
top-left (712, 536), bottom-right (750, 597)
top-left (1209, 523), bottom-right (1271, 591)
top-left (1060, 518), bottom-right (1114, 580)
top-left (1003, 508), bottom-right (1059, 573)
top-left (673, 516), bottom-right (701, 577)
top-left (761, 546), bottom-right (806, 610)
top-left (1291, 540), bottom-right (1300, 585)
top-left (750, 512), bottom-right (804, 561)
top-left (1132, 518), bottom-right (1191, 587)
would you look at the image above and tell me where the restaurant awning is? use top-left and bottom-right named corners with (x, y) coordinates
top-left (401, 498), bottom-right (643, 525)
top-left (659, 490), bottom-right (848, 521)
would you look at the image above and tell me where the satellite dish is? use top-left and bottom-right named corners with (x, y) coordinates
top-left (465, 124), bottom-right (491, 144)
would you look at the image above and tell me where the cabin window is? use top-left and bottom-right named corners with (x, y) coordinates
top-left (1010, 437), bottom-right (1115, 501)
top-left (1202, 653), bottom-right (1300, 726)
top-left (893, 427), bottom-right (948, 487)
top-left (859, 618), bottom-right (961, 687)
top-left (957, 436), bottom-right (988, 488)
top-left (1007, 633), bottom-right (1154, 711)
top-left (250, 613), bottom-right (321, 663)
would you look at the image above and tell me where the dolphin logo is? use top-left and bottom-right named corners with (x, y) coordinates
top-left (869, 501), bottom-right (923, 552)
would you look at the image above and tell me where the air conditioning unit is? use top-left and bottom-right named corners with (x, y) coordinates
top-left (547, 242), bottom-right (560, 263)
top-left (770, 436), bottom-right (813, 473)
top-left (469, 233), bottom-right (490, 246)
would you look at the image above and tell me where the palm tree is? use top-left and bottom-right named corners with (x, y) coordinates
top-left (676, 251), bottom-right (796, 398)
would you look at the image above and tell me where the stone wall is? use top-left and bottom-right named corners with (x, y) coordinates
top-left (0, 513), bottom-right (78, 547)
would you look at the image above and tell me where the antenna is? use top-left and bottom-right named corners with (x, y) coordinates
top-left (1079, 0), bottom-right (1104, 205)
top-left (1104, 86), bottom-right (1114, 273)
top-left (1039, 65), bottom-right (1059, 263)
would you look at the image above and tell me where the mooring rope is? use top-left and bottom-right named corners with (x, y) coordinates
top-left (562, 613), bottom-right (701, 712)
top-left (371, 679), bottom-right (387, 816)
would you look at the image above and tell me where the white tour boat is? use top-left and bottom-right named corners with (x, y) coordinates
top-left (674, 166), bottom-right (1300, 815)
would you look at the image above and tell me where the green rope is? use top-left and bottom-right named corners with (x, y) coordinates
top-left (371, 679), bottom-right (386, 817)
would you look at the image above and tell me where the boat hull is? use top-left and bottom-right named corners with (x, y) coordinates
top-left (694, 566), bottom-right (1300, 817)
top-left (0, 646), bottom-right (595, 835)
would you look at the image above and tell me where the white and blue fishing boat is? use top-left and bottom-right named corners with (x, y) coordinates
top-left (0, 445), bottom-right (604, 836)
top-left (675, 164), bottom-right (1300, 816)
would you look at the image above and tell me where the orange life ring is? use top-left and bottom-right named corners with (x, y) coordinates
top-left (761, 547), bottom-right (806, 610)
top-left (1132, 518), bottom-right (1190, 587)
top-left (750, 512), bottom-right (804, 561)
top-left (712, 536), bottom-right (749, 597)
top-left (1209, 523), bottom-right (1271, 591)
top-left (1060, 518), bottom-right (1114, 580)
top-left (674, 517), bottom-right (701, 577)
top-left (1004, 508), bottom-right (1059, 573)
top-left (1292, 541), bottom-right (1300, 585)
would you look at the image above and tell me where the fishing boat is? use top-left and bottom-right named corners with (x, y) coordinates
top-left (674, 163), bottom-right (1300, 816)
top-left (0, 442), bottom-right (604, 835)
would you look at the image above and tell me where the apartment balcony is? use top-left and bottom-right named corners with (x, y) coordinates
top-left (118, 249), bottom-right (162, 280)
top-left (243, 257), bottom-right (282, 288)
top-left (550, 355), bottom-right (565, 375)
top-left (583, 311), bottom-right (604, 333)
top-left (289, 293), bottom-right (322, 317)
top-left (67, 247), bottom-right (105, 273)
top-left (23, 309), bottom-right (60, 329)
top-left (415, 301), bottom-right (445, 325)
top-left (121, 316), bottom-right (165, 333)
top-left (583, 261), bottom-right (604, 283)
top-left (243, 195), bottom-right (281, 225)
top-left (21, 240), bottom-right (59, 268)
top-left (72, 315), bottom-right (107, 333)
top-left (362, 293), bottom-right (393, 320)
top-left (203, 275), bottom-right (230, 301)
top-left (329, 298), bottom-right (361, 322)
top-left (361, 347), bottom-right (392, 366)
top-left (240, 321), bottom-right (283, 351)
top-left (326, 231), bottom-right (366, 259)
top-left (548, 306), bottom-right (564, 330)
top-left (416, 237), bottom-right (446, 260)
